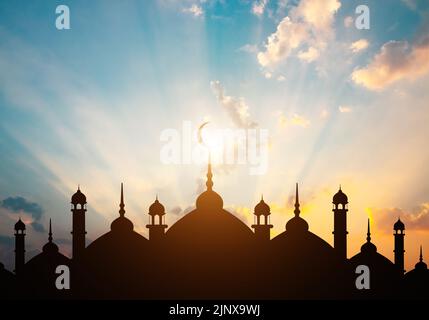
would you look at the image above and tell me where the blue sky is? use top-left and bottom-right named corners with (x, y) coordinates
top-left (1, 0), bottom-right (429, 271)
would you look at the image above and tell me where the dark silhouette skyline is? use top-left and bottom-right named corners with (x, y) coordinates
top-left (1, 162), bottom-right (428, 299)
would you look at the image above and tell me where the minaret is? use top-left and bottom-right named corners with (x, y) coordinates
top-left (71, 186), bottom-right (87, 260)
top-left (14, 218), bottom-right (26, 274)
top-left (393, 218), bottom-right (405, 273)
top-left (146, 195), bottom-right (168, 241)
top-left (332, 186), bottom-right (348, 260)
top-left (252, 195), bottom-right (273, 241)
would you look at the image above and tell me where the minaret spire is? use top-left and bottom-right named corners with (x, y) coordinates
top-left (420, 245), bottom-right (423, 262)
top-left (294, 183), bottom-right (300, 217)
top-left (206, 153), bottom-right (213, 191)
top-left (119, 183), bottom-right (125, 217)
top-left (48, 218), bottom-right (53, 243)
top-left (366, 218), bottom-right (371, 242)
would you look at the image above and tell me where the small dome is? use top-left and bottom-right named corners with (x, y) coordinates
top-left (111, 216), bottom-right (134, 233)
top-left (149, 198), bottom-right (165, 216)
top-left (361, 241), bottom-right (377, 254)
top-left (333, 188), bottom-right (348, 205)
top-left (43, 219), bottom-right (58, 254)
top-left (14, 218), bottom-right (26, 231)
top-left (416, 246), bottom-right (427, 270)
top-left (286, 216), bottom-right (309, 233)
top-left (286, 183), bottom-right (309, 233)
top-left (196, 190), bottom-right (223, 211)
top-left (361, 219), bottom-right (377, 253)
top-left (394, 218), bottom-right (405, 231)
top-left (415, 260), bottom-right (428, 270)
top-left (255, 198), bottom-right (270, 216)
top-left (42, 241), bottom-right (59, 254)
top-left (71, 188), bottom-right (87, 205)
top-left (195, 161), bottom-right (223, 211)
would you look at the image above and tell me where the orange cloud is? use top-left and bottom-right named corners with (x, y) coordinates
top-left (352, 39), bottom-right (429, 90)
top-left (278, 113), bottom-right (310, 128)
top-left (371, 203), bottom-right (429, 233)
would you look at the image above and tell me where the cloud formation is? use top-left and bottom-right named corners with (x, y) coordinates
top-left (352, 34), bottom-right (429, 90)
top-left (1, 196), bottom-right (43, 220)
top-left (252, 0), bottom-right (269, 17)
top-left (350, 39), bottom-right (369, 53)
top-left (210, 80), bottom-right (258, 128)
top-left (257, 0), bottom-right (341, 67)
top-left (298, 46), bottom-right (319, 62)
top-left (372, 203), bottom-right (429, 233)
top-left (278, 113), bottom-right (310, 128)
top-left (0, 196), bottom-right (45, 232)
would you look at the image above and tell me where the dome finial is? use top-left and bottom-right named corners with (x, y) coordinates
top-left (394, 217), bottom-right (405, 231)
top-left (195, 152), bottom-right (223, 210)
top-left (294, 183), bottom-right (300, 217)
top-left (42, 218), bottom-right (59, 253)
top-left (119, 183), bottom-right (125, 217)
top-left (15, 217), bottom-right (26, 231)
top-left (48, 218), bottom-right (53, 243)
top-left (206, 153), bottom-right (213, 191)
top-left (420, 245), bottom-right (424, 263)
top-left (366, 218), bottom-right (371, 242)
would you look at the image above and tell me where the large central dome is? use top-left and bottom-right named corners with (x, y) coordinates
top-left (167, 162), bottom-right (253, 243)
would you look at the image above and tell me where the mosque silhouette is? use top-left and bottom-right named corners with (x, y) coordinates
top-left (1, 162), bottom-right (428, 300)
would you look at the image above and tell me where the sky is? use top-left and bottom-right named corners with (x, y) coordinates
top-left (0, 0), bottom-right (429, 272)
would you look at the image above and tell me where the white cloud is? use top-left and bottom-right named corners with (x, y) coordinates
top-left (293, 0), bottom-right (341, 34)
top-left (210, 80), bottom-right (258, 128)
top-left (338, 105), bottom-right (353, 113)
top-left (264, 72), bottom-right (273, 79)
top-left (257, 0), bottom-right (341, 68)
top-left (252, 0), bottom-right (269, 17)
top-left (277, 75), bottom-right (286, 81)
top-left (350, 39), bottom-right (369, 53)
top-left (182, 4), bottom-right (204, 17)
top-left (257, 16), bottom-right (308, 67)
